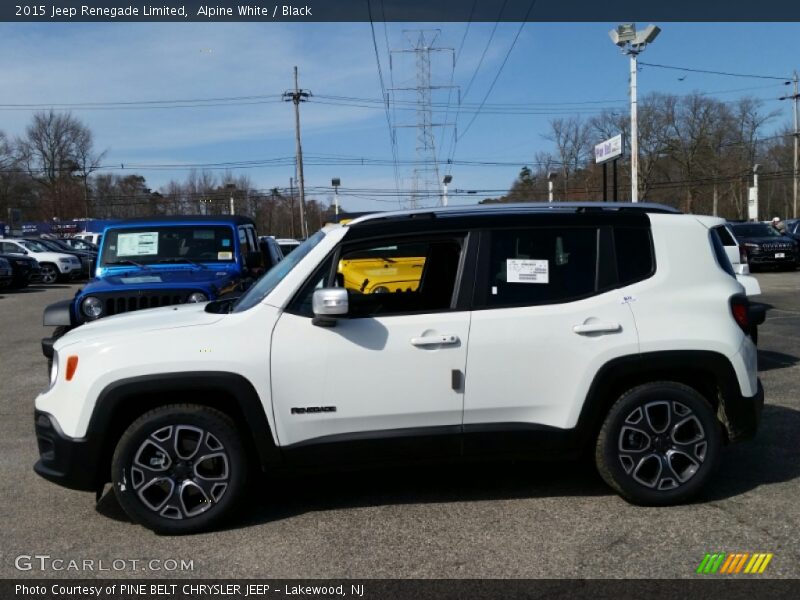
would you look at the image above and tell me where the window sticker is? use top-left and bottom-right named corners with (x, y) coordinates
top-left (193, 230), bottom-right (215, 240)
top-left (506, 259), bottom-right (549, 284)
top-left (117, 232), bottom-right (159, 256)
top-left (218, 251), bottom-right (233, 260)
top-left (221, 239), bottom-right (231, 247)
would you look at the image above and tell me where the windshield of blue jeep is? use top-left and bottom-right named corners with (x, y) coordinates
top-left (232, 230), bottom-right (325, 313)
top-left (100, 226), bottom-right (237, 266)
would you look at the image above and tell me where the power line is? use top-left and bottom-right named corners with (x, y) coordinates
top-left (639, 61), bottom-right (792, 82)
top-left (454, 0), bottom-right (538, 143)
top-left (367, 0), bottom-right (402, 197)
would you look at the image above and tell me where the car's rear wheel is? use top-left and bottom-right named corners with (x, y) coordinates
top-left (595, 382), bottom-right (721, 505)
top-left (112, 405), bottom-right (248, 535)
top-left (39, 263), bottom-right (58, 284)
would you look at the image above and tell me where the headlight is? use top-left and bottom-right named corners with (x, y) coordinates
top-left (49, 352), bottom-right (59, 388)
top-left (81, 296), bottom-right (103, 319)
top-left (372, 286), bottom-right (390, 294)
top-left (58, 258), bottom-right (72, 264)
top-left (744, 243), bottom-right (761, 254)
top-left (187, 292), bottom-right (208, 303)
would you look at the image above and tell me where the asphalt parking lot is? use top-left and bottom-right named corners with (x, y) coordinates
top-left (1, 273), bottom-right (798, 579)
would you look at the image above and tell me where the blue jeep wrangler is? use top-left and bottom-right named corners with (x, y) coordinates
top-left (42, 215), bottom-right (265, 345)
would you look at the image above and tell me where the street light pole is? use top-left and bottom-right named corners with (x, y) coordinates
top-left (442, 175), bottom-right (452, 207)
top-left (547, 171), bottom-right (557, 202)
top-left (609, 23), bottom-right (660, 204)
top-left (629, 52), bottom-right (639, 203)
top-left (331, 178), bottom-right (340, 219)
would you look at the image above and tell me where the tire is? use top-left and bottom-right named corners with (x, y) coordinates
top-left (595, 382), bottom-right (721, 506)
top-left (111, 404), bottom-right (248, 535)
top-left (39, 263), bottom-right (59, 284)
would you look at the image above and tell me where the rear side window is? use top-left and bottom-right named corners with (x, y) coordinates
top-left (714, 225), bottom-right (736, 246)
top-left (482, 227), bottom-right (599, 307)
top-left (709, 229), bottom-right (736, 278)
top-left (614, 227), bottom-right (655, 285)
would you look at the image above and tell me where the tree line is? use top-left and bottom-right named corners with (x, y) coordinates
top-left (0, 110), bottom-right (333, 238)
top-left (483, 93), bottom-right (797, 221)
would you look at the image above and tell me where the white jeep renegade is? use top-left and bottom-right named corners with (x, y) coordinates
top-left (34, 203), bottom-right (764, 534)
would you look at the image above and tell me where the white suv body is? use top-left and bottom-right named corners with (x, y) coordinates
top-left (0, 238), bottom-right (82, 283)
top-left (34, 203), bottom-right (763, 534)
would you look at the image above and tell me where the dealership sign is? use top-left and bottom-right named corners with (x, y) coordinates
top-left (595, 134), bottom-right (624, 164)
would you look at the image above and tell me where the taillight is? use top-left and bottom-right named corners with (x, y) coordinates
top-left (730, 295), bottom-right (750, 334)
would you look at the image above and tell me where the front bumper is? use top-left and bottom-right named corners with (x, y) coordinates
top-left (747, 252), bottom-right (797, 266)
top-left (721, 379), bottom-right (764, 443)
top-left (33, 410), bottom-right (100, 492)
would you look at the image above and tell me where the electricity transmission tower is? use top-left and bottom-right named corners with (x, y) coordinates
top-left (390, 30), bottom-right (456, 208)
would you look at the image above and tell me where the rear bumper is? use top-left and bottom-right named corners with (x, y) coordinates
top-left (721, 379), bottom-right (764, 443)
top-left (33, 410), bottom-right (99, 492)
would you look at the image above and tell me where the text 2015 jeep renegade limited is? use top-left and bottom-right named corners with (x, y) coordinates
top-left (34, 203), bottom-right (763, 534)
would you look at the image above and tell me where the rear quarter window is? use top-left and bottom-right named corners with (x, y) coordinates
top-left (709, 228), bottom-right (736, 278)
top-left (614, 226), bottom-right (655, 285)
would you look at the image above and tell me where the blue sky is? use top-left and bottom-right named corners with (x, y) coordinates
top-left (0, 22), bottom-right (797, 211)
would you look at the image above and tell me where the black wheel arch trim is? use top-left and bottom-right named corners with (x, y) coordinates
top-left (43, 298), bottom-right (74, 327)
top-left (86, 372), bottom-right (281, 485)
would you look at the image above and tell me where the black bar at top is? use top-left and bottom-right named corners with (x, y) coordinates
top-left (2, 0), bottom-right (800, 23)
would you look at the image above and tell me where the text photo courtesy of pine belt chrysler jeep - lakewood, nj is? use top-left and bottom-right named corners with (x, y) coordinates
top-left (33, 203), bottom-right (763, 534)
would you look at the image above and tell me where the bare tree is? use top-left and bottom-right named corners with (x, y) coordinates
top-left (16, 110), bottom-right (106, 220)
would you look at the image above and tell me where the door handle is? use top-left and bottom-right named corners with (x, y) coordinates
top-left (572, 322), bottom-right (621, 334)
top-left (411, 334), bottom-right (460, 346)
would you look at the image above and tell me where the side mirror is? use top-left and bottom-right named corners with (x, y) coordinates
top-left (312, 288), bottom-right (348, 327)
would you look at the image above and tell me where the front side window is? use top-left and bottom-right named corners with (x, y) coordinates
top-left (20, 240), bottom-right (49, 253)
top-left (481, 227), bottom-right (599, 308)
top-left (289, 235), bottom-right (464, 318)
top-left (100, 226), bottom-right (236, 266)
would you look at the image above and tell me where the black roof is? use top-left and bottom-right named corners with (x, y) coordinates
top-left (108, 215), bottom-right (256, 227)
top-left (343, 202), bottom-right (674, 241)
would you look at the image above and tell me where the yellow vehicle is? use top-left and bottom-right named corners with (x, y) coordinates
top-left (338, 244), bottom-right (426, 294)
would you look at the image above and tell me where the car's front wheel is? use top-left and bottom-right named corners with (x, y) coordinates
top-left (595, 382), bottom-right (721, 505)
top-left (39, 263), bottom-right (59, 284)
top-left (112, 405), bottom-right (248, 534)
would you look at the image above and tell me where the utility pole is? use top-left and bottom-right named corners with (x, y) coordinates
top-left (284, 67), bottom-right (310, 238)
top-left (781, 71), bottom-right (799, 219)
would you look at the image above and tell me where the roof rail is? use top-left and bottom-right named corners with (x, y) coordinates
top-left (346, 201), bottom-right (680, 227)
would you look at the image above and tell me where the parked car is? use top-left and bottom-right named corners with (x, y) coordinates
top-left (62, 238), bottom-right (99, 252)
top-left (729, 222), bottom-right (798, 270)
top-left (72, 232), bottom-right (104, 247)
top-left (275, 237), bottom-right (301, 255)
top-left (41, 216), bottom-right (265, 344)
top-left (258, 236), bottom-right (285, 271)
top-left (22, 237), bottom-right (95, 279)
top-left (0, 257), bottom-right (12, 288)
top-left (34, 203), bottom-right (763, 534)
top-left (0, 252), bottom-right (41, 288)
top-left (0, 239), bottom-right (82, 283)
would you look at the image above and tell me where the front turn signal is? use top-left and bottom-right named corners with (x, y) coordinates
top-left (65, 356), bottom-right (79, 381)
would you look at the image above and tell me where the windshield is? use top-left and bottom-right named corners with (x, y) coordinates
top-left (730, 224), bottom-right (783, 238)
top-left (232, 230), bottom-right (325, 313)
top-left (20, 240), bottom-right (49, 252)
top-left (100, 226), bottom-right (237, 266)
